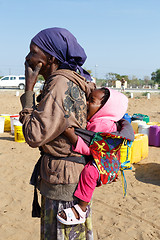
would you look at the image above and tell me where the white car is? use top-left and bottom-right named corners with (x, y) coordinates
top-left (0, 75), bottom-right (25, 90)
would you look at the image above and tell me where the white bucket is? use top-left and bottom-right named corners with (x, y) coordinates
top-left (138, 121), bottom-right (146, 129)
top-left (147, 93), bottom-right (150, 99)
top-left (0, 117), bottom-right (5, 133)
top-left (138, 124), bottom-right (150, 137)
top-left (131, 120), bottom-right (145, 134)
top-left (10, 115), bottom-right (20, 134)
top-left (13, 119), bottom-right (22, 127)
top-left (16, 91), bottom-right (19, 97)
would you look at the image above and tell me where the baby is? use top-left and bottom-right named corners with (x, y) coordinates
top-left (57, 87), bottom-right (128, 225)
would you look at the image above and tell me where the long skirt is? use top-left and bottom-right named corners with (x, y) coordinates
top-left (41, 196), bottom-right (94, 240)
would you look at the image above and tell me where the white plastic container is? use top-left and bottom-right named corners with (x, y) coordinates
top-left (138, 121), bottom-right (147, 134)
top-left (0, 114), bottom-right (11, 132)
top-left (16, 91), bottom-right (19, 97)
top-left (147, 93), bottom-right (150, 99)
top-left (10, 115), bottom-right (20, 134)
top-left (0, 117), bottom-right (5, 133)
top-left (131, 120), bottom-right (146, 134)
top-left (138, 124), bottom-right (150, 137)
top-left (13, 119), bottom-right (22, 128)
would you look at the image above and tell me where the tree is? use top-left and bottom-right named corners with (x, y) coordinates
top-left (105, 73), bottom-right (129, 82)
top-left (151, 69), bottom-right (160, 84)
top-left (38, 75), bottom-right (45, 82)
top-left (130, 75), bottom-right (140, 87)
top-left (84, 68), bottom-right (92, 76)
top-left (86, 69), bottom-right (92, 75)
top-left (105, 72), bottom-right (130, 87)
top-left (105, 72), bottom-right (119, 81)
top-left (96, 79), bottom-right (107, 87)
top-left (120, 75), bottom-right (129, 82)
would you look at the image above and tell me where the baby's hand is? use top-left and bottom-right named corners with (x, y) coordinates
top-left (64, 127), bottom-right (75, 137)
top-left (63, 127), bottom-right (78, 147)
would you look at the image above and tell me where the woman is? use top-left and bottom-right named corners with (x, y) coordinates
top-left (19, 27), bottom-right (95, 240)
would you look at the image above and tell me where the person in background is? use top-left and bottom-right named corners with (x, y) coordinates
top-left (19, 27), bottom-right (95, 240)
top-left (121, 77), bottom-right (126, 92)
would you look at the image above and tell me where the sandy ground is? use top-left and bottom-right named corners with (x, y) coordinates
top-left (0, 90), bottom-right (160, 240)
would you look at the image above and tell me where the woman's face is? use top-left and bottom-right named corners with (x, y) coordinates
top-left (87, 89), bottom-right (104, 120)
top-left (25, 42), bottom-right (49, 72)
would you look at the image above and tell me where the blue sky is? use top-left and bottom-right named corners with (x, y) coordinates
top-left (0, 0), bottom-right (160, 79)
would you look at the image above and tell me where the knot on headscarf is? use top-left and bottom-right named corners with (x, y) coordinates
top-left (31, 27), bottom-right (91, 81)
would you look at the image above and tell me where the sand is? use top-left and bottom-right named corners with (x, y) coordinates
top-left (0, 90), bottom-right (160, 240)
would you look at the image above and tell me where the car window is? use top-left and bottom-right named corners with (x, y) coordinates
top-left (10, 77), bottom-right (16, 80)
top-left (19, 77), bottom-right (25, 80)
top-left (1, 77), bottom-right (9, 80)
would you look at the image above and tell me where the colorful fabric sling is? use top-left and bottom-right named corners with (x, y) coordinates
top-left (75, 119), bottom-right (134, 196)
top-left (89, 132), bottom-right (123, 185)
top-left (89, 132), bottom-right (133, 196)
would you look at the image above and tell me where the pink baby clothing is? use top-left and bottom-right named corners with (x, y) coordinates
top-left (74, 161), bottom-right (99, 202)
top-left (74, 89), bottom-right (128, 202)
top-left (73, 88), bottom-right (128, 155)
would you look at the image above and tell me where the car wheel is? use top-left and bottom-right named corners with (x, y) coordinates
top-left (19, 84), bottom-right (25, 90)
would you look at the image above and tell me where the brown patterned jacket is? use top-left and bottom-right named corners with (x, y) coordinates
top-left (19, 69), bottom-right (94, 201)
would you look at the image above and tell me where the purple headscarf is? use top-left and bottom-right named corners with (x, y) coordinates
top-left (31, 27), bottom-right (91, 81)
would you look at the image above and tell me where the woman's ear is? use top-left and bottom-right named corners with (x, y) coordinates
top-left (48, 56), bottom-right (59, 65)
top-left (47, 56), bottom-right (53, 64)
top-left (54, 58), bottom-right (60, 65)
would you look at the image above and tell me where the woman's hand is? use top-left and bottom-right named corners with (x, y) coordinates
top-left (25, 61), bottom-right (42, 91)
top-left (64, 127), bottom-right (78, 147)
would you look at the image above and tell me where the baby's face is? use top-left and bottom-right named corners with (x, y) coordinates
top-left (87, 89), bottom-right (104, 120)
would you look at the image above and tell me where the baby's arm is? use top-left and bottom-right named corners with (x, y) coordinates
top-left (64, 127), bottom-right (91, 155)
top-left (63, 127), bottom-right (78, 147)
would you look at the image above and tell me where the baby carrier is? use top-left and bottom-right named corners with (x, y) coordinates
top-left (75, 118), bottom-right (134, 196)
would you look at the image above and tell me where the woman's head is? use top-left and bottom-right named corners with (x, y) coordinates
top-left (87, 88), bottom-right (110, 120)
top-left (26, 27), bottom-right (91, 80)
top-left (25, 42), bottom-right (60, 76)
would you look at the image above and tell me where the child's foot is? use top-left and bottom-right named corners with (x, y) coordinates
top-left (57, 204), bottom-right (87, 225)
top-left (58, 206), bottom-right (79, 220)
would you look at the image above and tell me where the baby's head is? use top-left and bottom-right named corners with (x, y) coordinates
top-left (87, 88), bottom-right (110, 120)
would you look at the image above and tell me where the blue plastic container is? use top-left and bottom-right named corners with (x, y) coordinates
top-left (123, 113), bottom-right (131, 123)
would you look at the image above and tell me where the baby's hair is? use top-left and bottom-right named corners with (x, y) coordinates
top-left (100, 88), bottom-right (110, 107)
